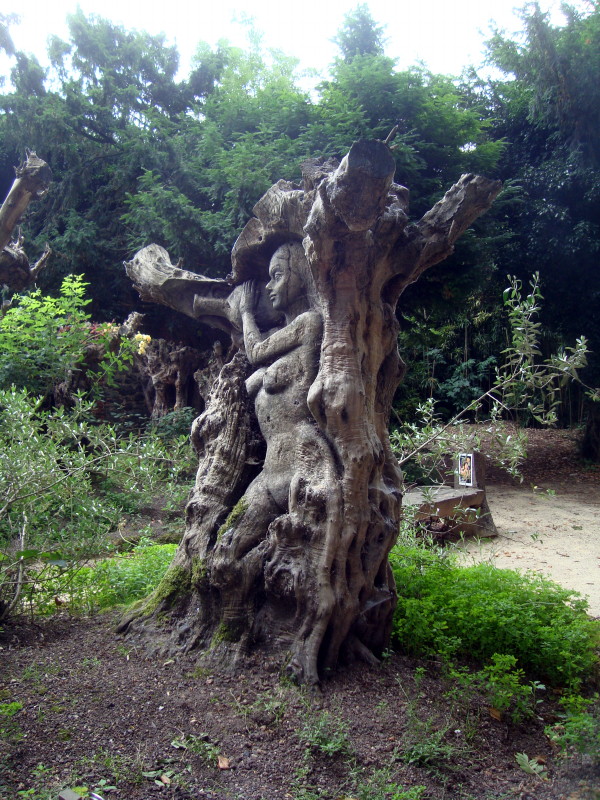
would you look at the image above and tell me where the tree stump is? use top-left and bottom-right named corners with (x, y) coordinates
top-left (119, 139), bottom-right (501, 684)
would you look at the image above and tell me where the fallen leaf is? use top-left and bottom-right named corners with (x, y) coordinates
top-left (171, 737), bottom-right (187, 749)
top-left (489, 707), bottom-right (503, 721)
top-left (217, 755), bottom-right (231, 770)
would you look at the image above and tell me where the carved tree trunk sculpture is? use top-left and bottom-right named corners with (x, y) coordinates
top-left (138, 340), bottom-right (206, 418)
top-left (119, 140), bottom-right (500, 684)
top-left (0, 152), bottom-right (52, 292)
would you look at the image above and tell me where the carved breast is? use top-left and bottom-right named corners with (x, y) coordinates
top-left (262, 356), bottom-right (303, 394)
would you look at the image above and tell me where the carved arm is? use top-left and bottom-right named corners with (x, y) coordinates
top-left (241, 291), bottom-right (320, 369)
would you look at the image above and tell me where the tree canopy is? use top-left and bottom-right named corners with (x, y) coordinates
top-left (0, 2), bottom-right (598, 415)
top-left (481, 1), bottom-right (600, 391)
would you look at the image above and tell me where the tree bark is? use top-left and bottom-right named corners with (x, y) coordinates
top-left (120, 140), bottom-right (501, 684)
top-left (0, 152), bottom-right (52, 292)
top-left (134, 338), bottom-right (207, 418)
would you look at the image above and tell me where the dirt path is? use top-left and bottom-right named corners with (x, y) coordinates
top-left (458, 482), bottom-right (600, 616)
top-left (456, 426), bottom-right (600, 617)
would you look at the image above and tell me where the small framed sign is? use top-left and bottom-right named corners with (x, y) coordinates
top-left (458, 453), bottom-right (475, 487)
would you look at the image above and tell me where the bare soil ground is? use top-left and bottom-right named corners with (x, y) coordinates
top-left (1, 428), bottom-right (599, 800)
top-left (460, 428), bottom-right (600, 618)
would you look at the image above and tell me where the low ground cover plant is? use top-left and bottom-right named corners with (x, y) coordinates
top-left (389, 541), bottom-right (600, 689)
top-left (546, 692), bottom-right (600, 763)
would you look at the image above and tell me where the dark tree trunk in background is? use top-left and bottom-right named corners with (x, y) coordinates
top-left (119, 140), bottom-right (500, 684)
top-left (581, 403), bottom-right (600, 462)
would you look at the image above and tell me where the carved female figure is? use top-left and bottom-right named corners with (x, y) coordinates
top-left (210, 242), bottom-right (329, 621)
top-left (240, 242), bottom-right (323, 507)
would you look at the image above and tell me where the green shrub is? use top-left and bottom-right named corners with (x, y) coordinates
top-left (0, 275), bottom-right (135, 399)
top-left (0, 387), bottom-right (192, 621)
top-left (389, 544), bottom-right (600, 687)
top-left (35, 542), bottom-right (178, 614)
top-left (151, 407), bottom-right (197, 440)
top-left (478, 653), bottom-right (544, 723)
top-left (0, 275), bottom-right (93, 397)
top-left (0, 389), bottom-right (191, 547)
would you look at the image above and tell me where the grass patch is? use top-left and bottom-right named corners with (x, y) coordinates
top-left (34, 542), bottom-right (177, 613)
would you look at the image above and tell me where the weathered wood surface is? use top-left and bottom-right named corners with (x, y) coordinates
top-left (121, 139), bottom-right (501, 683)
top-left (403, 486), bottom-right (497, 538)
top-left (125, 244), bottom-right (281, 343)
top-left (0, 152), bottom-right (52, 292)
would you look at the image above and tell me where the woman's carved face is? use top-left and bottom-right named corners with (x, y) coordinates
top-left (266, 245), bottom-right (305, 311)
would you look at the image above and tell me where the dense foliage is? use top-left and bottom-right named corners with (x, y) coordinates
top-left (389, 542), bottom-right (599, 687)
top-left (0, 274), bottom-right (131, 399)
top-left (478, 1), bottom-right (600, 400)
top-left (35, 540), bottom-right (179, 615)
top-left (0, 278), bottom-right (194, 622)
top-left (0, 384), bottom-right (193, 621)
top-left (0, 6), bottom-right (501, 312)
top-left (3, 3), bottom-right (596, 421)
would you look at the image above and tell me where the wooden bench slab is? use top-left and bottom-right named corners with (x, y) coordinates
top-left (403, 485), bottom-right (496, 537)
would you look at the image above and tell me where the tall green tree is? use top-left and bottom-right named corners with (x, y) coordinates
top-left (0, 13), bottom-right (319, 309)
top-left (122, 36), bottom-right (317, 275)
top-left (482, 1), bottom-right (600, 397)
top-left (332, 3), bottom-right (387, 61)
top-left (0, 11), bottom-right (207, 316)
top-left (0, 5), bottom-right (505, 368)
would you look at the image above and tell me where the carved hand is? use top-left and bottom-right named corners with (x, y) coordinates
top-left (240, 280), bottom-right (259, 315)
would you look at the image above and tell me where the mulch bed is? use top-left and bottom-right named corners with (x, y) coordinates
top-left (1, 427), bottom-right (599, 799)
top-left (1, 613), bottom-right (598, 800)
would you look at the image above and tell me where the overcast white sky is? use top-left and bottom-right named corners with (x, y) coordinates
top-left (0, 0), bottom-right (582, 82)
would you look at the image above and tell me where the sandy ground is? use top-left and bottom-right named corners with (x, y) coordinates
top-left (458, 481), bottom-right (600, 617)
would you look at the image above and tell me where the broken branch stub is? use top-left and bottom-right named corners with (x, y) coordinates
top-left (0, 152), bottom-right (52, 291)
top-left (0, 152), bottom-right (52, 253)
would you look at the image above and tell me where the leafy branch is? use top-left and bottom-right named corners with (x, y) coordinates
top-left (391, 273), bottom-right (598, 482)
